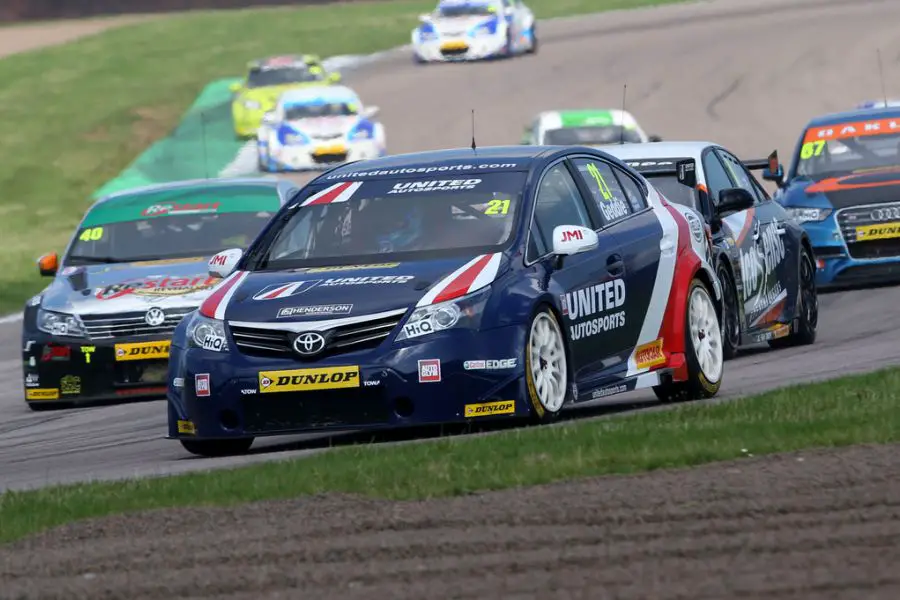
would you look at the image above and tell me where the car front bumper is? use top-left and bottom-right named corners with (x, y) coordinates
top-left (21, 333), bottom-right (172, 407)
top-left (413, 35), bottom-right (508, 62)
top-left (801, 216), bottom-right (900, 289)
top-left (167, 324), bottom-right (529, 440)
top-left (260, 140), bottom-right (384, 172)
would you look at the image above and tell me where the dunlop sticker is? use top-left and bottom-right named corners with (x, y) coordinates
top-left (114, 340), bottom-right (171, 362)
top-left (856, 222), bottom-right (900, 242)
top-left (177, 420), bottom-right (197, 435)
top-left (258, 366), bottom-right (360, 393)
top-left (26, 388), bottom-right (59, 401)
top-left (464, 400), bottom-right (515, 418)
top-left (635, 338), bottom-right (666, 370)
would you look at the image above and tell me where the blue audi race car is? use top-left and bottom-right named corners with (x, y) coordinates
top-left (166, 145), bottom-right (725, 457)
top-left (772, 105), bottom-right (900, 288)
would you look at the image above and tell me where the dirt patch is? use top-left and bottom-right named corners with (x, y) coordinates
top-left (2, 443), bottom-right (898, 599)
top-left (0, 15), bottom-right (151, 59)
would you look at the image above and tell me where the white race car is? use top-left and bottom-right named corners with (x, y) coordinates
top-left (412, 0), bottom-right (537, 63)
top-left (256, 85), bottom-right (386, 172)
top-left (521, 109), bottom-right (661, 146)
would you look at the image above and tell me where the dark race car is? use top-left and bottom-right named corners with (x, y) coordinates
top-left (769, 106), bottom-right (900, 289)
top-left (602, 141), bottom-right (818, 359)
top-left (22, 178), bottom-right (298, 410)
top-left (166, 145), bottom-right (726, 457)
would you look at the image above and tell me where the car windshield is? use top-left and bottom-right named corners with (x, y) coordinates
top-left (246, 66), bottom-right (325, 88)
top-left (437, 2), bottom-right (497, 17)
top-left (254, 172), bottom-right (526, 270)
top-left (795, 117), bottom-right (900, 180)
top-left (642, 173), bottom-right (698, 209)
top-left (66, 186), bottom-right (283, 266)
top-left (283, 102), bottom-right (357, 120)
top-left (543, 126), bottom-right (643, 146)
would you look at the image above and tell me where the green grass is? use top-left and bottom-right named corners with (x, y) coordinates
top-left (2, 366), bottom-right (898, 544)
top-left (0, 0), bottom-right (689, 314)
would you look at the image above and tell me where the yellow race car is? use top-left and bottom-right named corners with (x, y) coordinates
top-left (230, 54), bottom-right (341, 138)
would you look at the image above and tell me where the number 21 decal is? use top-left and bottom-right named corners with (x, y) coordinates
top-left (484, 199), bottom-right (510, 215)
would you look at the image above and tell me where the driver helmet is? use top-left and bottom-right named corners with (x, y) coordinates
top-left (375, 205), bottom-right (424, 252)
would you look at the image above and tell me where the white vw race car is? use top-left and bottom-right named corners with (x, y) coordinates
top-left (256, 85), bottom-right (386, 173)
top-left (412, 0), bottom-right (537, 63)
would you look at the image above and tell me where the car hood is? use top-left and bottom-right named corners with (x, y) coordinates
top-left (798, 168), bottom-right (900, 209)
top-left (285, 115), bottom-right (360, 138)
top-left (40, 257), bottom-right (221, 316)
top-left (240, 83), bottom-right (320, 108)
top-left (221, 254), bottom-right (506, 324)
top-left (431, 15), bottom-right (495, 35)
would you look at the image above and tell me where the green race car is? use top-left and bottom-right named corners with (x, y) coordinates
top-left (230, 54), bottom-right (341, 138)
top-left (520, 109), bottom-right (662, 146)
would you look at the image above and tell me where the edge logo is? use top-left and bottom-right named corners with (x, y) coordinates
top-left (258, 366), bottom-right (360, 393)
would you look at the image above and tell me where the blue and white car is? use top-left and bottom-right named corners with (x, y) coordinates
top-left (256, 85), bottom-right (386, 172)
top-left (412, 0), bottom-right (537, 63)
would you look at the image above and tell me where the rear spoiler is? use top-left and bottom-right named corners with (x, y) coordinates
top-left (623, 158), bottom-right (697, 188)
top-left (742, 149), bottom-right (785, 185)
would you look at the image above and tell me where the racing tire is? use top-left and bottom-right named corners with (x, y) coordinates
top-left (717, 262), bottom-right (741, 360)
top-left (653, 278), bottom-right (724, 403)
top-left (769, 246), bottom-right (818, 349)
top-left (525, 307), bottom-right (572, 423)
top-left (180, 437), bottom-right (254, 457)
top-left (527, 25), bottom-right (538, 54)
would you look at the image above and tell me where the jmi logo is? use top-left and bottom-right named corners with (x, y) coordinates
top-left (114, 340), bottom-right (171, 362)
top-left (258, 366), bottom-right (360, 393)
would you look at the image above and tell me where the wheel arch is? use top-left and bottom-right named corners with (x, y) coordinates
top-left (525, 298), bottom-right (577, 414)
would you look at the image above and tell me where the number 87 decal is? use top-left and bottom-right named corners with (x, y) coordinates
top-left (800, 139), bottom-right (825, 159)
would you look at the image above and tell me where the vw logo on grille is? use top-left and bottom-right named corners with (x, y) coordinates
top-left (144, 307), bottom-right (166, 327)
top-left (870, 206), bottom-right (900, 222)
top-left (293, 332), bottom-right (326, 357)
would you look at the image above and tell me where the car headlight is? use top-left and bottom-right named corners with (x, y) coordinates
top-left (187, 314), bottom-right (229, 352)
top-left (243, 99), bottom-right (261, 110)
top-left (785, 207), bottom-right (831, 223)
top-left (395, 286), bottom-right (490, 342)
top-left (37, 309), bottom-right (86, 338)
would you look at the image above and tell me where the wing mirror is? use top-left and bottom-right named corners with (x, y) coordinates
top-left (551, 225), bottom-right (599, 256)
top-left (208, 248), bottom-right (244, 279)
top-left (260, 111), bottom-right (278, 125)
top-left (37, 253), bottom-right (59, 277)
top-left (762, 150), bottom-right (785, 186)
top-left (327, 71), bottom-right (341, 83)
top-left (716, 188), bottom-right (755, 217)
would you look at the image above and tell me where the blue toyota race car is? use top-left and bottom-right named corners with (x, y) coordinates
top-left (166, 146), bottom-right (724, 457)
top-left (772, 105), bottom-right (900, 288)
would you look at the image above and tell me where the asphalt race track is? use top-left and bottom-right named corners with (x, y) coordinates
top-left (3, 0), bottom-right (900, 493)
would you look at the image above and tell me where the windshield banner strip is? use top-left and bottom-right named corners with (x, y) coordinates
top-left (324, 162), bottom-right (522, 180)
top-left (301, 181), bottom-right (362, 206)
top-left (804, 117), bottom-right (900, 143)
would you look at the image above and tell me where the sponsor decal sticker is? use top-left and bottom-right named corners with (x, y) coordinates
top-left (304, 263), bottom-right (400, 273)
top-left (253, 277), bottom-right (413, 301)
top-left (324, 162), bottom-right (519, 180)
top-left (173, 377), bottom-right (185, 388)
top-left (24, 373), bottom-right (39, 388)
top-left (142, 202), bottom-right (219, 217)
top-left (177, 420), bottom-right (197, 435)
top-left (60, 375), bottom-right (81, 396)
top-left (635, 338), bottom-right (666, 370)
top-left (856, 222), bottom-right (900, 241)
top-left (559, 229), bottom-right (584, 242)
top-left (592, 383), bottom-right (627, 399)
top-left (363, 379), bottom-right (381, 387)
top-left (464, 400), bottom-right (515, 417)
top-left (387, 178), bottom-right (481, 195)
top-left (195, 373), bottom-right (211, 397)
top-left (240, 388), bottom-right (257, 395)
top-left (96, 275), bottom-right (221, 300)
top-left (418, 359), bottom-right (441, 383)
top-left (752, 323), bottom-right (792, 343)
top-left (114, 340), bottom-right (171, 362)
top-left (258, 366), bottom-right (361, 393)
top-left (740, 219), bottom-right (787, 325)
top-left (41, 345), bottom-right (71, 362)
top-left (81, 345), bottom-right (96, 364)
top-left (564, 278), bottom-right (627, 340)
top-left (277, 304), bottom-right (353, 318)
top-left (684, 210), bottom-right (704, 243)
top-left (401, 317), bottom-right (434, 339)
top-left (463, 359), bottom-right (517, 370)
top-left (201, 334), bottom-right (226, 351)
top-left (26, 388), bottom-right (59, 401)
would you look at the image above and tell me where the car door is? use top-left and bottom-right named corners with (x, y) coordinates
top-left (717, 148), bottom-right (794, 331)
top-left (528, 161), bottom-right (625, 382)
top-left (568, 156), bottom-right (661, 370)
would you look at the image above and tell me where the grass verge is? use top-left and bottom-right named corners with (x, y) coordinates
top-left (0, 0), bottom-right (689, 314)
top-left (2, 366), bottom-right (898, 544)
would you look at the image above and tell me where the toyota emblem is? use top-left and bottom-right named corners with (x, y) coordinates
top-left (292, 332), bottom-right (326, 356)
top-left (144, 307), bottom-right (166, 327)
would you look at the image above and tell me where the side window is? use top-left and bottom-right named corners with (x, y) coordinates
top-left (610, 166), bottom-right (647, 212)
top-left (719, 150), bottom-right (764, 203)
top-left (702, 151), bottom-right (735, 206)
top-left (571, 158), bottom-right (633, 226)
top-left (529, 163), bottom-right (593, 260)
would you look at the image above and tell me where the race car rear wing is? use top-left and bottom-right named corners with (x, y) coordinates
top-left (742, 149), bottom-right (784, 185)
top-left (623, 158), bottom-right (697, 188)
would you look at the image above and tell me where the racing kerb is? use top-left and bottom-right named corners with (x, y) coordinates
top-left (3, 0), bottom-right (900, 491)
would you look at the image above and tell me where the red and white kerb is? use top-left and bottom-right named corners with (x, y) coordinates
top-left (301, 181), bottom-right (363, 206)
top-left (199, 271), bottom-right (249, 320)
top-left (416, 253), bottom-right (502, 307)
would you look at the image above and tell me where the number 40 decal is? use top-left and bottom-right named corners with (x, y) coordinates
top-left (79, 227), bottom-right (104, 242)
